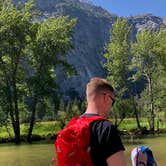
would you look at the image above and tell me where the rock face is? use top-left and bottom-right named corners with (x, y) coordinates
top-left (13, 0), bottom-right (165, 100)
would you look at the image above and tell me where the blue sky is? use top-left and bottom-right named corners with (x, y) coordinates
top-left (92, 0), bottom-right (166, 18)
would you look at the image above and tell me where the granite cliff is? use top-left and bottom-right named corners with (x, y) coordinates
top-left (12, 0), bottom-right (166, 100)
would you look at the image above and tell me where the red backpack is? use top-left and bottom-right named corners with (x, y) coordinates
top-left (55, 116), bottom-right (106, 166)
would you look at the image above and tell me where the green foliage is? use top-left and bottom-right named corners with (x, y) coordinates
top-left (0, 0), bottom-right (76, 143)
top-left (103, 18), bottom-right (141, 129)
top-left (112, 99), bottom-right (135, 118)
top-left (0, 86), bottom-right (10, 127)
top-left (130, 27), bottom-right (166, 131)
top-left (104, 18), bottom-right (166, 130)
top-left (26, 16), bottom-right (76, 97)
top-left (0, 0), bottom-right (38, 143)
top-left (57, 100), bottom-right (67, 129)
top-left (153, 70), bottom-right (166, 113)
top-left (153, 27), bottom-right (166, 69)
top-left (57, 99), bottom-right (81, 129)
top-left (152, 28), bottom-right (166, 115)
top-left (131, 30), bottom-right (157, 80)
top-left (0, 108), bottom-right (9, 127)
top-left (104, 18), bottom-right (131, 92)
top-left (0, 118), bottom-right (165, 140)
top-left (66, 98), bottom-right (80, 118)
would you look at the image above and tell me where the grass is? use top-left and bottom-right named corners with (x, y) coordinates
top-left (0, 135), bottom-right (165, 166)
top-left (21, 121), bottom-right (61, 136)
top-left (0, 121), bottom-right (61, 138)
top-left (0, 117), bottom-right (166, 137)
top-left (117, 117), bottom-right (166, 131)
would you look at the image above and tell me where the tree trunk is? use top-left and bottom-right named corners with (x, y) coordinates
top-left (132, 96), bottom-right (141, 129)
top-left (13, 78), bottom-right (20, 144)
top-left (147, 75), bottom-right (155, 133)
top-left (27, 95), bottom-right (38, 143)
top-left (7, 79), bottom-right (20, 144)
top-left (127, 80), bottom-right (141, 129)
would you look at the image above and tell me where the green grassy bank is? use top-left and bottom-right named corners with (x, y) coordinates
top-left (0, 118), bottom-right (165, 141)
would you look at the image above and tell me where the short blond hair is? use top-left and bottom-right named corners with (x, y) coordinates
top-left (86, 77), bottom-right (114, 100)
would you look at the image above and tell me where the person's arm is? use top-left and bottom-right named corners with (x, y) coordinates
top-left (106, 150), bottom-right (127, 166)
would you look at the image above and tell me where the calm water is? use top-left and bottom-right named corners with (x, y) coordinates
top-left (0, 135), bottom-right (165, 166)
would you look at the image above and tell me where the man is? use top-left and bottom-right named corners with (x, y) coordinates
top-left (53, 77), bottom-right (127, 166)
top-left (83, 77), bottom-right (126, 166)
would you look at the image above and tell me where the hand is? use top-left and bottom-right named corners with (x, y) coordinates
top-left (50, 157), bottom-right (56, 166)
top-left (137, 151), bottom-right (147, 166)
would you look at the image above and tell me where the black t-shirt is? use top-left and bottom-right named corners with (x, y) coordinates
top-left (83, 113), bottom-right (125, 166)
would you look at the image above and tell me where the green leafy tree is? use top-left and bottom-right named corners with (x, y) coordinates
top-left (131, 29), bottom-right (159, 132)
top-left (0, 0), bottom-right (37, 143)
top-left (104, 18), bottom-right (141, 128)
top-left (153, 27), bottom-right (166, 121)
top-left (0, 0), bottom-right (76, 143)
top-left (154, 27), bottom-right (166, 69)
top-left (26, 16), bottom-right (76, 142)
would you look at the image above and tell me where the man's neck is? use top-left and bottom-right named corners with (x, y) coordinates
top-left (85, 108), bottom-right (107, 118)
top-left (85, 104), bottom-right (100, 115)
top-left (82, 113), bottom-right (100, 117)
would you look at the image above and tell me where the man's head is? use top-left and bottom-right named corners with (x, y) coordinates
top-left (86, 77), bottom-right (115, 117)
top-left (86, 77), bottom-right (114, 100)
